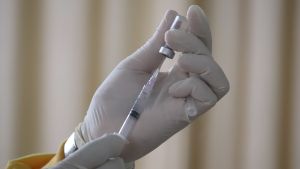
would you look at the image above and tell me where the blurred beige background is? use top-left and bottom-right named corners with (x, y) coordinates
top-left (0, 0), bottom-right (299, 169)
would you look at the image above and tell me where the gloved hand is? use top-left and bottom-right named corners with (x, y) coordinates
top-left (77, 5), bottom-right (229, 162)
top-left (52, 134), bottom-right (133, 169)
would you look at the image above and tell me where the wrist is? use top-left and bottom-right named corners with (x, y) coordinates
top-left (64, 132), bottom-right (77, 157)
top-left (64, 123), bottom-right (88, 157)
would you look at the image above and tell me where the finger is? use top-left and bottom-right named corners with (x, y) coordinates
top-left (65, 133), bottom-right (126, 169)
top-left (168, 77), bottom-right (218, 118)
top-left (187, 5), bottom-right (212, 52)
top-left (119, 10), bottom-right (177, 73)
top-left (165, 29), bottom-right (210, 55)
top-left (177, 54), bottom-right (230, 99)
top-left (96, 158), bottom-right (125, 169)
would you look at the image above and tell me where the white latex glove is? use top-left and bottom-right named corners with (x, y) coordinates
top-left (52, 134), bottom-right (133, 169)
top-left (77, 5), bottom-right (229, 162)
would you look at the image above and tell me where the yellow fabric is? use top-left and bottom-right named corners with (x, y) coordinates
top-left (6, 142), bottom-right (65, 169)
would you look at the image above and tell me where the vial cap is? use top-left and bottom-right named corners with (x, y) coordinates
top-left (159, 46), bottom-right (175, 59)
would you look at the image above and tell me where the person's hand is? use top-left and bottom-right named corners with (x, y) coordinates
top-left (52, 134), bottom-right (133, 169)
top-left (77, 5), bottom-right (229, 162)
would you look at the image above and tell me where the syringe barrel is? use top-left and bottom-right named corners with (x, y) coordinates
top-left (118, 67), bottom-right (160, 139)
top-left (118, 110), bottom-right (139, 139)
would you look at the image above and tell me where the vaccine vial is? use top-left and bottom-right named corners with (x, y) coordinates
top-left (159, 15), bottom-right (189, 59)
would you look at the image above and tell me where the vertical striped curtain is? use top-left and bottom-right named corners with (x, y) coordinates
top-left (0, 0), bottom-right (299, 169)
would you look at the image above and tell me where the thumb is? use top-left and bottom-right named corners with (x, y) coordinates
top-left (119, 10), bottom-right (177, 73)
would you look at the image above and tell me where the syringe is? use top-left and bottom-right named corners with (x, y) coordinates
top-left (118, 63), bottom-right (162, 139)
top-left (118, 15), bottom-right (198, 139)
